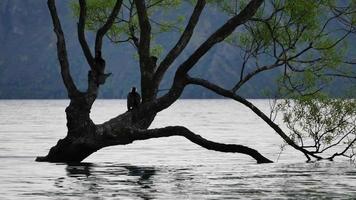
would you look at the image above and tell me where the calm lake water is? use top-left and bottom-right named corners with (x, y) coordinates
top-left (0, 100), bottom-right (355, 199)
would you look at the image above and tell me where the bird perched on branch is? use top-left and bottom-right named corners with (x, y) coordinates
top-left (127, 87), bottom-right (141, 111)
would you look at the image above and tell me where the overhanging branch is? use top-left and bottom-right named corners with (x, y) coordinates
top-left (123, 126), bottom-right (273, 163)
top-left (186, 76), bottom-right (323, 161)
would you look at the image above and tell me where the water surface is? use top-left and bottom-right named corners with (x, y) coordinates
top-left (0, 100), bottom-right (355, 199)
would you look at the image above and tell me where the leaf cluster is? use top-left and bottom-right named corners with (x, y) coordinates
top-left (277, 94), bottom-right (356, 159)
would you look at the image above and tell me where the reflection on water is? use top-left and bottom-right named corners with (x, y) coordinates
top-left (61, 163), bottom-right (157, 199)
top-left (0, 100), bottom-right (356, 199)
top-left (17, 161), bottom-right (355, 199)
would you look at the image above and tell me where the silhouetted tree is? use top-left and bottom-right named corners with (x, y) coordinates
top-left (37, 0), bottom-right (356, 163)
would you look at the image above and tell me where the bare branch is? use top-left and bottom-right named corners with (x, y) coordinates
top-left (154, 0), bottom-right (206, 84)
top-left (48, 0), bottom-right (79, 97)
top-left (118, 126), bottom-right (273, 163)
top-left (134, 0), bottom-right (151, 68)
top-left (323, 73), bottom-right (356, 79)
top-left (78, 0), bottom-right (95, 69)
top-left (232, 61), bottom-right (284, 92)
top-left (175, 0), bottom-right (264, 77)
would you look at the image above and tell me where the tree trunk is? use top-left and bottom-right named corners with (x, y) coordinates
top-left (36, 99), bottom-right (272, 164)
top-left (35, 89), bottom-right (155, 162)
top-left (36, 94), bottom-right (98, 162)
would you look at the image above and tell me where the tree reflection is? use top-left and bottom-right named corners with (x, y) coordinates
top-left (66, 162), bottom-right (92, 177)
top-left (53, 163), bottom-right (157, 199)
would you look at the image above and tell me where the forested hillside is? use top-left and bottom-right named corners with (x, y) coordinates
top-left (0, 0), bottom-right (354, 98)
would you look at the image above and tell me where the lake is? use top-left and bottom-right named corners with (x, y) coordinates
top-left (0, 100), bottom-right (355, 199)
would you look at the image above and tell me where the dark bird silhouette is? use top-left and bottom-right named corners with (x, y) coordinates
top-left (127, 87), bottom-right (141, 111)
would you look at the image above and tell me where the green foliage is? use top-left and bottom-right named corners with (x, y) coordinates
top-left (224, 0), bottom-right (356, 101)
top-left (71, 0), bottom-right (186, 48)
top-left (70, 0), bottom-right (355, 99)
top-left (150, 44), bottom-right (164, 57)
top-left (277, 94), bottom-right (356, 157)
top-left (71, 0), bottom-right (118, 30)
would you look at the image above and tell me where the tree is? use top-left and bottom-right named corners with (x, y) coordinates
top-left (36, 0), bottom-right (356, 164)
top-left (274, 95), bottom-right (356, 161)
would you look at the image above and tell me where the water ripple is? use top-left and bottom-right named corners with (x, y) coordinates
top-left (0, 100), bottom-right (356, 199)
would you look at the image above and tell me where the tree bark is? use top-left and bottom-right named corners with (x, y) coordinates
top-left (36, 94), bottom-right (97, 162)
top-left (36, 113), bottom-right (273, 164)
top-left (126, 126), bottom-right (273, 164)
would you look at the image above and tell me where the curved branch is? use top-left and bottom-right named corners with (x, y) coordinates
top-left (127, 126), bottom-right (273, 163)
top-left (78, 0), bottom-right (95, 69)
top-left (186, 76), bottom-right (323, 160)
top-left (47, 0), bottom-right (79, 97)
top-left (95, 0), bottom-right (123, 57)
top-left (232, 61), bottom-right (283, 92)
top-left (329, 136), bottom-right (356, 160)
top-left (154, 0), bottom-right (206, 84)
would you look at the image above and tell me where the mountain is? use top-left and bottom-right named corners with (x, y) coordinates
top-left (0, 1), bottom-right (354, 99)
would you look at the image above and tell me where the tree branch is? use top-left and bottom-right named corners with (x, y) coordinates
top-left (78, 0), bottom-right (95, 69)
top-left (154, 0), bottom-right (206, 84)
top-left (186, 76), bottom-right (323, 160)
top-left (232, 61), bottom-right (283, 92)
top-left (150, 0), bottom-right (264, 112)
top-left (329, 136), bottom-right (356, 160)
top-left (123, 126), bottom-right (273, 163)
top-left (323, 73), bottom-right (356, 79)
top-left (134, 0), bottom-right (151, 69)
top-left (175, 0), bottom-right (264, 76)
top-left (48, 0), bottom-right (79, 97)
top-left (94, 0), bottom-right (123, 57)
